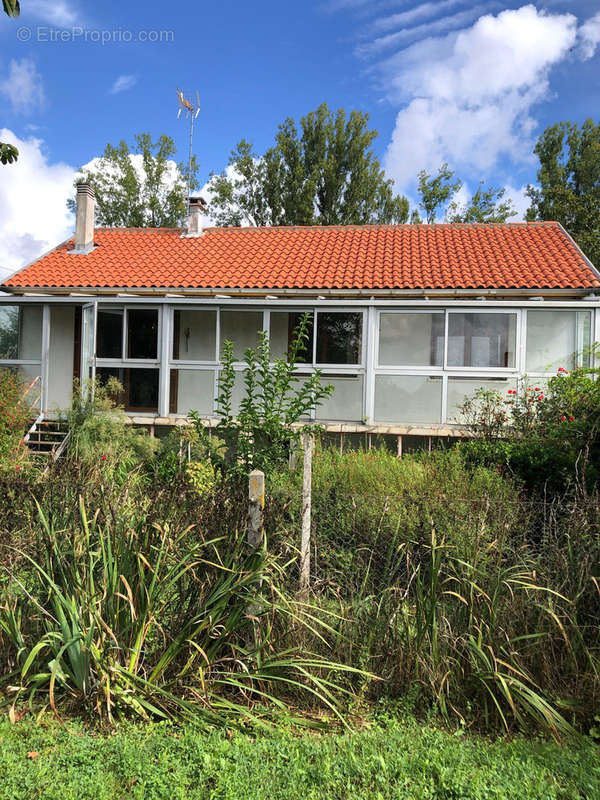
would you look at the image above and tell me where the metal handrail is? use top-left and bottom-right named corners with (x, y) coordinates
top-left (23, 411), bottom-right (44, 445)
top-left (21, 374), bottom-right (41, 400)
top-left (51, 429), bottom-right (71, 461)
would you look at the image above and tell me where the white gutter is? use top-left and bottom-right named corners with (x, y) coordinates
top-left (1, 285), bottom-right (595, 298)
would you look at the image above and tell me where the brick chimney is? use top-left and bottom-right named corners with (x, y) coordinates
top-left (72, 182), bottom-right (95, 253)
top-left (183, 196), bottom-right (207, 237)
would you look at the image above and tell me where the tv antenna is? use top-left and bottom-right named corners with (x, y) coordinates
top-left (176, 88), bottom-right (200, 215)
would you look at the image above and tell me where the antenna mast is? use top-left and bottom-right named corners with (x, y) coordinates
top-left (176, 88), bottom-right (200, 216)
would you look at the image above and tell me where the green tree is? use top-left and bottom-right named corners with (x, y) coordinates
top-left (1, 0), bottom-right (21, 165)
top-left (417, 163), bottom-right (462, 223)
top-left (0, 143), bottom-right (18, 165)
top-left (2, 0), bottom-right (19, 15)
top-left (526, 120), bottom-right (600, 266)
top-left (446, 183), bottom-right (516, 223)
top-left (207, 103), bottom-right (409, 226)
top-left (67, 133), bottom-right (199, 227)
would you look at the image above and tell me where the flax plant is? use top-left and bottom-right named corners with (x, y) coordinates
top-left (0, 497), bottom-right (362, 726)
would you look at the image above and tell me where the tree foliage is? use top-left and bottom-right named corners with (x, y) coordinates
top-left (1, 0), bottom-right (20, 164)
top-left (0, 143), bottom-right (18, 165)
top-left (2, 0), bottom-right (19, 16)
top-left (68, 133), bottom-right (199, 228)
top-left (416, 166), bottom-right (516, 224)
top-left (417, 164), bottom-right (462, 223)
top-left (207, 103), bottom-right (409, 227)
top-left (446, 183), bottom-right (516, 223)
top-left (526, 119), bottom-right (600, 266)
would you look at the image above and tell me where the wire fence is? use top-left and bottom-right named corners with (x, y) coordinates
top-left (264, 479), bottom-right (600, 600)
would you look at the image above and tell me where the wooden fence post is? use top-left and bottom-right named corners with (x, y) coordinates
top-left (247, 469), bottom-right (265, 550)
top-left (299, 430), bottom-right (313, 599)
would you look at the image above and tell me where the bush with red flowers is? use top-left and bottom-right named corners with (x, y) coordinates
top-left (459, 363), bottom-right (600, 494)
top-left (0, 369), bottom-right (32, 468)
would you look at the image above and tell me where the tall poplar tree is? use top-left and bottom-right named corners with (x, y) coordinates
top-left (526, 119), bottom-right (600, 266)
top-left (207, 103), bottom-right (409, 226)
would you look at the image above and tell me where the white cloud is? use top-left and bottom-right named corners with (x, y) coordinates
top-left (0, 59), bottom-right (45, 115)
top-left (358, 5), bottom-right (491, 57)
top-left (371, 0), bottom-right (467, 34)
top-left (382, 5), bottom-right (579, 191)
top-left (0, 129), bottom-right (76, 280)
top-left (26, 0), bottom-right (81, 27)
top-left (109, 74), bottom-right (138, 95)
top-left (578, 11), bottom-right (600, 59)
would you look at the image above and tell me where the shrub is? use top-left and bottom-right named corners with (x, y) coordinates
top-left (459, 367), bottom-right (600, 493)
top-left (210, 314), bottom-right (333, 478)
top-left (0, 370), bottom-right (32, 469)
top-left (67, 377), bottom-right (158, 483)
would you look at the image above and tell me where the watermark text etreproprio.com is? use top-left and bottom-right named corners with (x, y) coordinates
top-left (16, 26), bottom-right (175, 44)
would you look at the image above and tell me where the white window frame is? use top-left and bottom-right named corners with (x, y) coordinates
top-left (522, 307), bottom-right (594, 377)
top-left (444, 309), bottom-right (521, 373)
top-left (170, 304), bottom-right (220, 365)
top-left (375, 309), bottom-right (446, 372)
top-left (0, 302), bottom-right (46, 414)
top-left (95, 304), bottom-right (161, 367)
top-left (94, 303), bottom-right (162, 416)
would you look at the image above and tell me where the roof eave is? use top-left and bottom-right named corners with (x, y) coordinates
top-left (1, 285), bottom-right (596, 298)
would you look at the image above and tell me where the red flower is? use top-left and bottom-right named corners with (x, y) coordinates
top-left (100, 455), bottom-right (107, 461)
top-left (561, 415), bottom-right (566, 422)
top-left (15, 465), bottom-right (20, 471)
top-left (557, 366), bottom-right (568, 374)
top-left (534, 387), bottom-right (540, 392)
top-left (569, 416), bottom-right (574, 422)
top-left (538, 394), bottom-right (544, 401)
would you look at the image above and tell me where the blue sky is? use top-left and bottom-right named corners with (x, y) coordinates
top-left (1, 1), bottom-right (599, 277)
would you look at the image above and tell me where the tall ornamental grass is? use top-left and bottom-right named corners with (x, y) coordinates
top-left (270, 447), bottom-right (600, 736)
top-left (0, 492), bottom-right (361, 727)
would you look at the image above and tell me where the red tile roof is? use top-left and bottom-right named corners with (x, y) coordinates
top-left (3, 222), bottom-right (599, 292)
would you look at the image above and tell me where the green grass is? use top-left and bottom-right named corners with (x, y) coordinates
top-left (0, 715), bottom-right (597, 800)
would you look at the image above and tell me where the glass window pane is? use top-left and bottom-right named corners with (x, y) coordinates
top-left (379, 312), bottom-right (444, 366)
top-left (0, 305), bottom-right (42, 360)
top-left (127, 309), bottom-right (158, 360)
top-left (0, 364), bottom-right (41, 409)
top-left (316, 375), bottom-right (363, 421)
top-left (97, 366), bottom-right (158, 413)
top-left (316, 312), bottom-right (362, 365)
top-left (170, 369), bottom-right (215, 415)
top-left (172, 310), bottom-right (216, 361)
top-left (526, 310), bottom-right (591, 373)
top-left (269, 312), bottom-right (314, 363)
top-left (374, 375), bottom-right (442, 424)
top-left (448, 313), bottom-right (516, 368)
top-left (97, 309), bottom-right (123, 359)
top-left (447, 377), bottom-right (517, 423)
top-left (220, 311), bottom-right (263, 360)
top-left (0, 306), bottom-right (20, 358)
